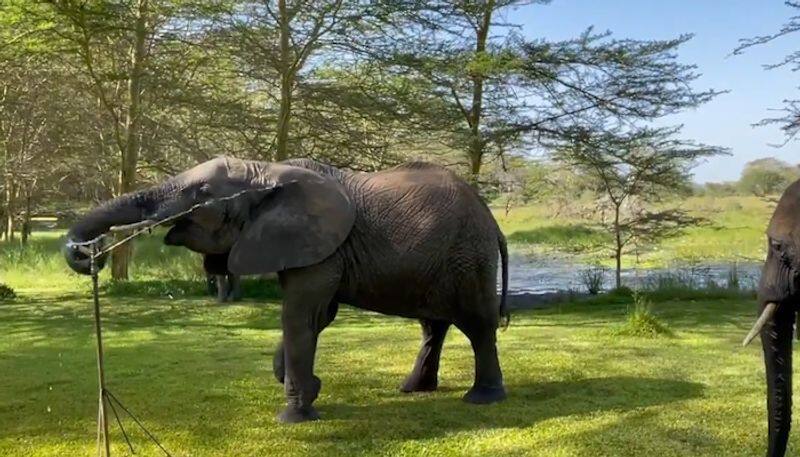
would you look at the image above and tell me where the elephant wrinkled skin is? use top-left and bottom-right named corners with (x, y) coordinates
top-left (63, 157), bottom-right (509, 423)
top-left (744, 179), bottom-right (800, 456)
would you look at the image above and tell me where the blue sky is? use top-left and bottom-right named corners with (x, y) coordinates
top-left (509, 0), bottom-right (799, 183)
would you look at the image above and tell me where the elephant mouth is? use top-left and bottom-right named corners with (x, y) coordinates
top-left (164, 225), bottom-right (184, 246)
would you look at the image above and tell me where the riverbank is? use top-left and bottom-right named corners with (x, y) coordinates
top-left (494, 195), bottom-right (773, 268)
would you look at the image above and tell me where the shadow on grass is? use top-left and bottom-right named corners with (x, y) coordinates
top-left (315, 376), bottom-right (704, 442)
top-left (0, 294), bottom-right (283, 337)
top-left (104, 277), bottom-right (282, 301)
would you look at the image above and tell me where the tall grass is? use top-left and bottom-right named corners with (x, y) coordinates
top-left (0, 230), bottom-right (281, 298)
top-left (610, 291), bottom-right (672, 338)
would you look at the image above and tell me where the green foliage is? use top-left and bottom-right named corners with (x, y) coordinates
top-left (737, 158), bottom-right (800, 196)
top-left (497, 189), bottom-right (770, 268)
top-left (611, 292), bottom-right (672, 338)
top-left (0, 283), bottom-right (16, 301)
top-left (578, 265), bottom-right (606, 295)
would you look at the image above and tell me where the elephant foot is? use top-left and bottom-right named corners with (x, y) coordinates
top-left (462, 385), bottom-right (506, 405)
top-left (399, 374), bottom-right (438, 393)
top-left (276, 405), bottom-right (320, 423)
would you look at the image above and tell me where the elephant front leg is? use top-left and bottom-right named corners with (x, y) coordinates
top-left (226, 274), bottom-right (242, 301)
top-left (273, 302), bottom-right (339, 384)
top-left (215, 275), bottom-right (229, 302)
top-left (401, 319), bottom-right (450, 392)
top-left (278, 322), bottom-right (322, 423)
top-left (275, 266), bottom-right (340, 423)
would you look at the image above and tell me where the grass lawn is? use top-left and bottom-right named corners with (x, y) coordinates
top-left (0, 234), bottom-right (787, 456)
top-left (495, 195), bottom-right (774, 267)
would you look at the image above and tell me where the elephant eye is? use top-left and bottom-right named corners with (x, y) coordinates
top-left (195, 183), bottom-right (212, 199)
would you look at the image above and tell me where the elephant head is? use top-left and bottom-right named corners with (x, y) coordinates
top-left (64, 157), bottom-right (356, 276)
top-left (744, 179), bottom-right (800, 457)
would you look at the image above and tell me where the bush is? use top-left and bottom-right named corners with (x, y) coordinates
top-left (727, 262), bottom-right (740, 290)
top-left (610, 291), bottom-right (672, 338)
top-left (579, 265), bottom-right (606, 295)
top-left (608, 286), bottom-right (634, 298)
top-left (0, 283), bottom-right (17, 301)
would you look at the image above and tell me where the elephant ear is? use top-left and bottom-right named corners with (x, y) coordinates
top-left (228, 164), bottom-right (355, 275)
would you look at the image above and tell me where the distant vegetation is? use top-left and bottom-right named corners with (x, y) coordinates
top-left (695, 157), bottom-right (800, 197)
top-left (492, 155), bottom-right (792, 272)
top-left (495, 194), bottom-right (772, 269)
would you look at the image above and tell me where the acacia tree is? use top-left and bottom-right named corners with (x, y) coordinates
top-left (14, 0), bottom-right (248, 277)
top-left (378, 2), bottom-right (718, 183)
top-left (552, 126), bottom-right (725, 288)
top-left (735, 1), bottom-right (800, 140)
top-left (225, 0), bottom-right (377, 161)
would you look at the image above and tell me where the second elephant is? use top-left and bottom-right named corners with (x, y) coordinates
top-left (203, 253), bottom-right (241, 303)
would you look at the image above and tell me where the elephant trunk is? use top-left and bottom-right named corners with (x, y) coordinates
top-left (64, 182), bottom-right (178, 275)
top-left (762, 301), bottom-right (795, 457)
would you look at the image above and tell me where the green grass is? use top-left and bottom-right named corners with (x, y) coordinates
top-left (495, 195), bottom-right (773, 266)
top-left (0, 230), bottom-right (789, 456)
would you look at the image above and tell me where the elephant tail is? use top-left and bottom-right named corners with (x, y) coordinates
top-left (498, 232), bottom-right (510, 330)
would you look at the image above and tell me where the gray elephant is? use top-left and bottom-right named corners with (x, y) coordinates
top-left (201, 253), bottom-right (242, 303)
top-left (63, 157), bottom-right (509, 423)
top-left (744, 179), bottom-right (800, 457)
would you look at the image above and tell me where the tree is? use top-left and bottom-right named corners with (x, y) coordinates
top-left (492, 156), bottom-right (553, 216)
top-left (552, 126), bottom-right (725, 288)
top-left (738, 157), bottom-right (800, 196)
top-left (14, 0), bottom-right (250, 277)
top-left (377, 2), bottom-right (718, 183)
top-left (225, 0), bottom-right (379, 162)
top-left (735, 1), bottom-right (800, 140)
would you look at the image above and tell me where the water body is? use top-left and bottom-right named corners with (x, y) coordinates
top-left (505, 253), bottom-right (762, 295)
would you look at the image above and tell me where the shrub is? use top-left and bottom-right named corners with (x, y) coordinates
top-left (727, 262), bottom-right (740, 290)
top-left (0, 283), bottom-right (17, 301)
top-left (608, 286), bottom-right (634, 299)
top-left (579, 265), bottom-right (606, 295)
top-left (611, 291), bottom-right (672, 338)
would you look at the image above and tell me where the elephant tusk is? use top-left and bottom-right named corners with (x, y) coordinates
top-left (109, 219), bottom-right (156, 233)
top-left (742, 302), bottom-right (778, 347)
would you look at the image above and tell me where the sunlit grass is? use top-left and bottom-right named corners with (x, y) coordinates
top-left (0, 278), bottom-right (783, 456)
top-left (0, 218), bottom-right (783, 456)
top-left (495, 195), bottom-right (773, 266)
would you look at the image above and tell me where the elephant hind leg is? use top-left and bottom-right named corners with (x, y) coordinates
top-left (401, 319), bottom-right (450, 393)
top-left (457, 320), bottom-right (506, 405)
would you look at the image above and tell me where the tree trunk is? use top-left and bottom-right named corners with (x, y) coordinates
top-left (21, 186), bottom-right (31, 245)
top-left (5, 177), bottom-right (14, 242)
top-left (0, 207), bottom-right (6, 241)
top-left (275, 0), bottom-right (293, 162)
top-left (614, 204), bottom-right (622, 289)
top-left (112, 0), bottom-right (148, 280)
top-left (466, 0), bottom-right (495, 183)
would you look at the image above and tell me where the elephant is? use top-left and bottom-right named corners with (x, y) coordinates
top-left (63, 156), bottom-right (510, 423)
top-left (163, 217), bottom-right (242, 302)
top-left (743, 179), bottom-right (800, 456)
top-left (202, 253), bottom-right (242, 303)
